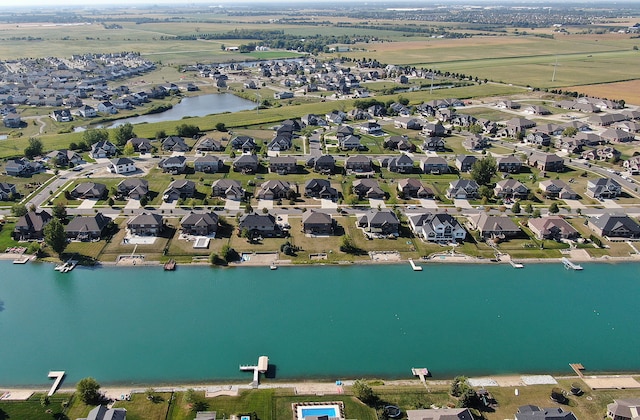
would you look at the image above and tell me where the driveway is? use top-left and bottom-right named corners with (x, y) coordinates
top-left (602, 199), bottom-right (622, 209)
top-left (257, 199), bottom-right (274, 210)
top-left (77, 198), bottom-right (98, 209)
top-left (320, 199), bottom-right (338, 209)
top-left (224, 199), bottom-right (241, 211)
top-left (369, 198), bottom-right (386, 209)
top-left (453, 199), bottom-right (473, 209)
top-left (563, 199), bottom-right (586, 209)
top-left (419, 199), bottom-right (439, 209)
top-left (125, 199), bottom-right (141, 210)
top-left (160, 200), bottom-right (177, 210)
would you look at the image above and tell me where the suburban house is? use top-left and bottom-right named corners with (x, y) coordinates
top-left (523, 105), bottom-right (551, 115)
top-left (162, 136), bottom-right (190, 152)
top-left (233, 154), bottom-right (259, 174)
top-left (90, 140), bottom-right (117, 159)
top-left (456, 155), bottom-right (477, 172)
top-left (269, 156), bottom-right (298, 174)
top-left (588, 214), bottom-right (640, 239)
top-left (496, 100), bottom-right (521, 109)
top-left (582, 146), bottom-right (621, 162)
top-left (359, 120), bottom-right (383, 135)
top-left (357, 209), bottom-right (400, 236)
top-left (407, 408), bottom-right (473, 420)
top-left (3, 112), bottom-right (22, 128)
top-left (408, 212), bottom-right (467, 243)
top-left (386, 154), bottom-right (415, 173)
top-left (447, 179), bottom-right (479, 199)
top-left (304, 179), bottom-right (339, 201)
top-left (78, 405), bottom-right (126, 420)
top-left (194, 155), bottom-right (222, 173)
top-left (384, 135), bottom-right (413, 151)
top-left (46, 149), bottom-right (83, 167)
top-left (77, 105), bottom-right (97, 118)
top-left (302, 210), bottom-right (335, 235)
top-left (314, 154), bottom-right (336, 174)
top-left (525, 132), bottom-right (552, 146)
top-left (462, 134), bottom-right (489, 151)
top-left (345, 155), bottom-right (373, 175)
top-left (515, 405), bottom-right (577, 420)
top-left (397, 178), bottom-right (434, 199)
top-left (497, 155), bottom-right (523, 174)
top-left (494, 179), bottom-right (530, 199)
top-left (601, 128), bottom-right (635, 143)
top-left (527, 152), bottom-right (564, 172)
top-left (127, 212), bottom-right (164, 236)
top-left (51, 109), bottom-right (73, 122)
top-left (71, 182), bottom-right (107, 199)
top-left (211, 179), bottom-right (245, 200)
top-left (238, 213), bottom-right (281, 238)
top-left (255, 180), bottom-right (292, 200)
top-left (339, 134), bottom-right (362, 150)
top-left (539, 179), bottom-right (577, 199)
top-left (394, 117), bottom-right (423, 130)
top-left (624, 156), bottom-right (640, 174)
top-left (0, 182), bottom-right (17, 200)
top-left (14, 209), bottom-right (53, 240)
top-left (505, 117), bottom-right (536, 134)
top-left (423, 136), bottom-right (446, 152)
top-left (127, 137), bottom-right (154, 154)
top-left (117, 178), bottom-right (149, 200)
top-left (268, 134), bottom-right (293, 152)
top-left (159, 156), bottom-right (187, 174)
top-left (468, 213), bottom-right (521, 241)
top-left (195, 137), bottom-right (223, 152)
top-left (423, 121), bottom-right (446, 137)
top-left (97, 101), bottom-right (117, 114)
top-left (163, 180), bottom-right (195, 202)
top-left (65, 213), bottom-right (111, 241)
top-left (230, 135), bottom-right (258, 152)
top-left (326, 110), bottom-right (347, 124)
top-left (353, 179), bottom-right (385, 199)
top-left (528, 216), bottom-right (579, 241)
top-left (607, 398), bottom-right (640, 420)
top-left (180, 211), bottom-right (219, 236)
top-left (586, 178), bottom-right (621, 200)
top-left (110, 157), bottom-right (137, 174)
top-left (5, 158), bottom-right (44, 177)
top-left (421, 156), bottom-right (449, 174)
top-left (274, 91), bottom-right (294, 99)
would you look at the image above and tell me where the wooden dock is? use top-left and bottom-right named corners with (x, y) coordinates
top-left (240, 356), bottom-right (269, 388)
top-left (163, 259), bottom-right (176, 271)
top-left (47, 371), bottom-right (65, 397)
top-left (412, 367), bottom-right (430, 388)
top-left (569, 363), bottom-right (585, 378)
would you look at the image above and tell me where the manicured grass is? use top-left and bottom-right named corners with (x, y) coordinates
top-left (0, 393), bottom-right (73, 420)
top-left (113, 392), bottom-right (172, 420)
top-left (0, 220), bottom-right (19, 251)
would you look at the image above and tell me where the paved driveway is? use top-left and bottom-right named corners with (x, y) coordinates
top-left (602, 199), bottom-right (622, 209)
top-left (369, 198), bottom-right (386, 208)
top-left (78, 198), bottom-right (98, 209)
top-left (320, 199), bottom-right (338, 209)
top-left (125, 199), bottom-right (141, 210)
top-left (224, 199), bottom-right (241, 211)
top-left (419, 199), bottom-right (438, 209)
top-left (453, 199), bottom-right (472, 209)
top-left (257, 199), bottom-right (274, 210)
top-left (563, 199), bottom-right (586, 209)
top-left (160, 200), bottom-right (177, 210)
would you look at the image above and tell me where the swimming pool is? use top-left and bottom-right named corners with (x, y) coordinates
top-left (300, 407), bottom-right (337, 418)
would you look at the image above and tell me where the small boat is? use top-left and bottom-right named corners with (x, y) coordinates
top-left (55, 259), bottom-right (77, 273)
top-left (270, 263), bottom-right (278, 270)
top-left (163, 259), bottom-right (176, 271)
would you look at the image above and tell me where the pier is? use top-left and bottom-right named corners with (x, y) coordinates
top-left (509, 260), bottom-right (524, 269)
top-left (408, 258), bottom-right (423, 271)
top-left (411, 367), bottom-right (430, 388)
top-left (569, 363), bottom-right (585, 378)
top-left (562, 258), bottom-right (583, 271)
top-left (47, 371), bottom-right (65, 397)
top-left (240, 356), bottom-right (268, 388)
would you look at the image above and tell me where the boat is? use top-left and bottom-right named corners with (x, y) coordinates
top-left (55, 259), bottom-right (77, 273)
top-left (561, 257), bottom-right (583, 271)
top-left (163, 259), bottom-right (176, 271)
top-left (270, 263), bottom-right (278, 270)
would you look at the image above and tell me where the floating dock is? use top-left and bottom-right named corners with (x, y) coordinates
top-left (163, 259), bottom-right (176, 271)
top-left (408, 258), bottom-right (423, 271)
top-left (569, 363), bottom-right (585, 378)
top-left (47, 371), bottom-right (65, 396)
top-left (412, 367), bottom-right (430, 388)
top-left (562, 258), bottom-right (583, 271)
top-left (240, 356), bottom-right (269, 388)
top-left (510, 260), bottom-right (524, 269)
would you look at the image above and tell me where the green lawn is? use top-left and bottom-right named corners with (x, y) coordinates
top-left (0, 393), bottom-right (74, 420)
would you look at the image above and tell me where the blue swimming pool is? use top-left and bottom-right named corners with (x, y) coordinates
top-left (301, 407), bottom-right (338, 418)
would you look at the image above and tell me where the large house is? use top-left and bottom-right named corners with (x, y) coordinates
top-left (397, 178), bottom-right (434, 199)
top-left (588, 214), bottom-right (640, 238)
top-left (408, 212), bottom-right (466, 243)
top-left (302, 210), bottom-right (335, 235)
top-left (539, 179), bottom-right (577, 199)
top-left (607, 398), bottom-right (640, 420)
top-left (117, 178), bottom-right (149, 200)
top-left (353, 179), bottom-right (385, 199)
top-left (255, 180), bottom-right (292, 200)
top-left (527, 152), bottom-right (564, 172)
top-left (345, 155), bottom-right (373, 175)
top-left (78, 405), bottom-right (126, 420)
top-left (497, 155), bottom-right (523, 174)
top-left (163, 180), bottom-right (195, 202)
top-left (586, 178), bottom-right (621, 200)
top-left (421, 156), bottom-right (449, 174)
top-left (313, 155), bottom-right (336, 174)
top-left (159, 156), bottom-right (187, 174)
top-left (194, 155), bottom-right (222, 173)
top-left (211, 179), bottom-right (245, 200)
top-left (14, 209), bottom-right (53, 240)
top-left (230, 135), bottom-right (258, 152)
top-left (110, 157), bottom-right (136, 174)
top-left (269, 156), bottom-right (298, 174)
top-left (528, 216), bottom-right (579, 241)
top-left (71, 182), bottom-right (107, 199)
top-left (0, 182), bottom-right (17, 201)
top-left (456, 155), bottom-right (477, 173)
top-left (90, 140), bottom-right (117, 159)
top-left (162, 136), bottom-right (189, 152)
top-left (468, 213), bottom-right (521, 241)
top-left (127, 212), bottom-right (164, 236)
top-left (180, 211), bottom-right (218, 236)
top-left (304, 179), bottom-right (339, 201)
top-left (238, 213), bottom-right (281, 238)
top-left (127, 137), bottom-right (154, 154)
top-left (5, 158), bottom-right (44, 177)
top-left (447, 179), bottom-right (479, 199)
top-left (65, 213), bottom-right (111, 241)
top-left (386, 154), bottom-right (415, 174)
top-left (233, 154), bottom-right (259, 174)
top-left (357, 209), bottom-right (400, 236)
top-left (195, 137), bottom-right (223, 152)
top-left (494, 179), bottom-right (529, 199)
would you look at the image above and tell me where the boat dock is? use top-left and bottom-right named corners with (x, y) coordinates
top-left (13, 255), bottom-right (34, 264)
top-left (408, 258), bottom-right (423, 271)
top-left (240, 356), bottom-right (269, 388)
top-left (562, 258), bottom-right (583, 271)
top-left (163, 259), bottom-right (176, 271)
top-left (569, 363), bottom-right (585, 378)
top-left (510, 260), bottom-right (524, 269)
top-left (47, 371), bottom-right (65, 396)
top-left (412, 367), bottom-right (430, 388)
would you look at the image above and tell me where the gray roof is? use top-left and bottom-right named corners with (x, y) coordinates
top-left (302, 209), bottom-right (333, 225)
top-left (407, 408), bottom-right (473, 420)
top-left (180, 211), bottom-right (218, 227)
top-left (589, 214), bottom-right (640, 234)
top-left (15, 210), bottom-right (52, 232)
top-left (607, 398), bottom-right (640, 419)
top-left (515, 405), bottom-right (577, 420)
top-left (111, 157), bottom-right (134, 166)
top-left (128, 212), bottom-right (163, 227)
top-left (471, 213), bottom-right (520, 233)
top-left (65, 213), bottom-right (111, 234)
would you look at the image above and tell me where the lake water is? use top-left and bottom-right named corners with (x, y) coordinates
top-left (0, 262), bottom-right (639, 387)
top-left (109, 94), bottom-right (255, 127)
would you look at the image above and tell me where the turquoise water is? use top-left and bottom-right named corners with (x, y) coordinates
top-left (301, 407), bottom-right (338, 417)
top-left (0, 262), bottom-right (639, 386)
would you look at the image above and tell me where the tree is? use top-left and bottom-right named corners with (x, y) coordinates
top-left (24, 137), bottom-right (43, 159)
top-left (76, 377), bottom-right (101, 404)
top-left (468, 123), bottom-right (483, 134)
top-left (470, 156), bottom-right (497, 186)
top-left (122, 142), bottom-right (135, 156)
top-left (532, 209), bottom-right (541, 218)
top-left (450, 376), bottom-right (469, 397)
top-left (511, 201), bottom-right (521, 214)
top-left (216, 122), bottom-right (227, 132)
top-left (524, 203), bottom-right (533, 214)
top-left (140, 196), bottom-right (148, 207)
top-left (11, 203), bottom-right (27, 217)
top-left (155, 130), bottom-right (167, 140)
top-left (176, 123), bottom-right (200, 138)
top-left (221, 245), bottom-right (239, 263)
top-left (44, 217), bottom-right (67, 257)
top-left (562, 127), bottom-right (578, 137)
top-left (478, 185), bottom-right (493, 200)
top-left (113, 123), bottom-right (136, 146)
top-left (352, 379), bottom-right (376, 405)
top-left (52, 202), bottom-right (67, 221)
top-left (82, 128), bottom-right (109, 145)
top-left (549, 202), bottom-right (560, 214)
